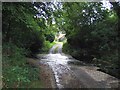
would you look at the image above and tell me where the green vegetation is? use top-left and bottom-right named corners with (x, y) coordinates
top-left (2, 1), bottom-right (120, 88)
top-left (62, 2), bottom-right (120, 78)
top-left (54, 46), bottom-right (59, 54)
top-left (2, 2), bottom-right (56, 88)
top-left (2, 43), bottom-right (42, 88)
top-left (42, 41), bottom-right (56, 53)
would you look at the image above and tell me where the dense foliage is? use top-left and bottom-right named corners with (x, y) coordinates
top-left (2, 2), bottom-right (56, 88)
top-left (2, 2), bottom-right (45, 54)
top-left (2, 43), bottom-right (42, 88)
top-left (62, 2), bottom-right (119, 78)
top-left (2, 1), bottom-right (120, 88)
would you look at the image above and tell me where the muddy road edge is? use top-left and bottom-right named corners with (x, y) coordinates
top-left (26, 58), bottom-right (57, 89)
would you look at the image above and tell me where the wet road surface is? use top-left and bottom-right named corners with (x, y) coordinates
top-left (49, 43), bottom-right (63, 54)
top-left (38, 43), bottom-right (120, 89)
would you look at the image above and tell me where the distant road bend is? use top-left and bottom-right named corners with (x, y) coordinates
top-left (39, 43), bottom-right (120, 89)
top-left (49, 43), bottom-right (63, 54)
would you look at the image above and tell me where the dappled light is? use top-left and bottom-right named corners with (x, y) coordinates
top-left (2, 1), bottom-right (120, 88)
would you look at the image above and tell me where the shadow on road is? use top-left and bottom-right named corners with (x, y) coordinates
top-left (38, 43), bottom-right (120, 89)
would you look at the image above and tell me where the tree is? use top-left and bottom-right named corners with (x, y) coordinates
top-left (62, 2), bottom-right (119, 78)
top-left (2, 2), bottom-right (44, 54)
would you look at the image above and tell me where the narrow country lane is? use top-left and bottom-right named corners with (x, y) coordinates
top-left (38, 43), bottom-right (120, 89)
top-left (49, 43), bottom-right (63, 54)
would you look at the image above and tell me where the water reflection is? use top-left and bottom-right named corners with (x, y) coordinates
top-left (40, 53), bottom-right (83, 88)
top-left (46, 54), bottom-right (70, 65)
top-left (40, 53), bottom-right (73, 88)
top-left (39, 53), bottom-right (119, 88)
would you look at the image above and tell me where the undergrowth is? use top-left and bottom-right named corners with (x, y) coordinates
top-left (41, 41), bottom-right (56, 53)
top-left (2, 43), bottom-right (43, 88)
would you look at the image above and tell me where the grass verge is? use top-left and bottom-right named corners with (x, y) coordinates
top-left (41, 41), bottom-right (57, 53)
top-left (2, 43), bottom-right (43, 88)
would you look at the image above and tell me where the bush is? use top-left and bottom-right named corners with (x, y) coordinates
top-left (29, 31), bottom-right (44, 54)
top-left (2, 43), bottom-right (41, 88)
top-left (41, 41), bottom-right (56, 53)
top-left (45, 33), bottom-right (55, 43)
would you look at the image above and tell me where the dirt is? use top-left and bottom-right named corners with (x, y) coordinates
top-left (26, 43), bottom-right (120, 89)
top-left (26, 55), bottom-right (120, 89)
top-left (26, 58), bottom-right (56, 89)
top-left (27, 44), bottom-right (119, 90)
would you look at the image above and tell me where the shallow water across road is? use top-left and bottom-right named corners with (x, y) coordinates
top-left (38, 43), bottom-right (120, 89)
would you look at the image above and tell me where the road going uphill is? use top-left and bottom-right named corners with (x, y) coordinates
top-left (38, 43), bottom-right (119, 89)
